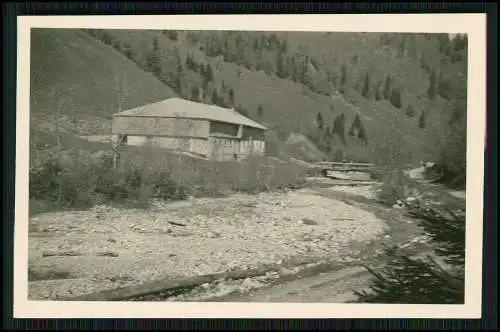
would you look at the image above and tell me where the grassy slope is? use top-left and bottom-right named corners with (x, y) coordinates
top-left (30, 28), bottom-right (178, 136)
top-left (95, 30), bottom-right (461, 163)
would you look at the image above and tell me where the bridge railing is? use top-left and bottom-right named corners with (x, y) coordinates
top-left (311, 162), bottom-right (376, 172)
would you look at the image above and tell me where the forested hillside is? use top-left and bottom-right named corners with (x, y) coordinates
top-left (30, 28), bottom-right (468, 180)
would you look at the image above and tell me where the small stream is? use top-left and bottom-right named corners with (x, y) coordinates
top-left (157, 179), bottom-right (447, 303)
top-left (165, 173), bottom-right (464, 303)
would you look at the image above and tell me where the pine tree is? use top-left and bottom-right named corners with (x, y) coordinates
top-left (147, 37), bottom-right (162, 77)
top-left (405, 105), bottom-right (415, 118)
top-left (383, 75), bottom-right (392, 100)
top-left (390, 88), bottom-right (403, 109)
top-left (438, 74), bottom-right (452, 100)
top-left (354, 204), bottom-right (465, 304)
top-left (235, 105), bottom-right (248, 116)
top-left (174, 76), bottom-right (182, 95)
top-left (427, 70), bottom-right (438, 100)
top-left (122, 42), bottom-right (133, 60)
top-left (398, 35), bottom-right (406, 57)
top-left (374, 84), bottom-right (382, 101)
top-left (190, 86), bottom-right (200, 101)
top-left (347, 125), bottom-right (356, 137)
top-left (332, 113), bottom-right (346, 145)
top-left (212, 89), bottom-right (220, 105)
top-left (276, 53), bottom-right (288, 79)
top-left (228, 88), bottom-right (235, 106)
top-left (280, 38), bottom-right (288, 53)
top-left (362, 72), bottom-right (371, 99)
top-left (204, 63), bottom-right (214, 84)
top-left (353, 114), bottom-right (362, 130)
top-left (252, 38), bottom-right (260, 52)
top-left (340, 63), bottom-right (348, 87)
top-left (257, 104), bottom-right (264, 117)
top-left (316, 112), bottom-right (325, 130)
top-left (165, 30), bottom-right (179, 41)
top-left (418, 110), bottom-right (426, 129)
top-left (357, 125), bottom-right (367, 145)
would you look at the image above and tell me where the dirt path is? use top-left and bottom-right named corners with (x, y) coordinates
top-left (211, 266), bottom-right (372, 303)
top-left (28, 182), bottom-right (388, 300)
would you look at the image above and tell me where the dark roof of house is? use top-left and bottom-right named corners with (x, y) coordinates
top-left (113, 97), bottom-right (267, 130)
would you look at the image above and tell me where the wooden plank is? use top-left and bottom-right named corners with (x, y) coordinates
top-left (315, 162), bottom-right (375, 167)
top-left (59, 257), bottom-right (321, 301)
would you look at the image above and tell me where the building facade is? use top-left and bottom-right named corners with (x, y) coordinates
top-left (111, 98), bottom-right (267, 161)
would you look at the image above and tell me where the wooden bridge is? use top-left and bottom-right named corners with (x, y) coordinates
top-left (314, 162), bottom-right (376, 172)
top-left (311, 162), bottom-right (377, 181)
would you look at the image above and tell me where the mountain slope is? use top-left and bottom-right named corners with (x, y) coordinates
top-left (30, 28), bottom-right (178, 135)
top-left (83, 29), bottom-right (454, 162)
top-left (30, 28), bottom-right (467, 166)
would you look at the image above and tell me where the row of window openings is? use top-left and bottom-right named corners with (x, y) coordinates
top-left (120, 136), bottom-right (262, 148)
top-left (213, 139), bottom-right (263, 147)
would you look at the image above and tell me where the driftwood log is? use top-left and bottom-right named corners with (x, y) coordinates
top-left (59, 256), bottom-right (323, 302)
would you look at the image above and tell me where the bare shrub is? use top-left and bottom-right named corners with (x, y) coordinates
top-left (29, 143), bottom-right (308, 214)
top-left (376, 168), bottom-right (413, 206)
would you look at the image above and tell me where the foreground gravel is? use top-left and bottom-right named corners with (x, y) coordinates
top-left (28, 187), bottom-right (387, 300)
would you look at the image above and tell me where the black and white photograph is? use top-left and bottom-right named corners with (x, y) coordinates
top-left (14, 14), bottom-right (486, 318)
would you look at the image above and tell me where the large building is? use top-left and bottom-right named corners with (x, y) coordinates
top-left (111, 97), bottom-right (267, 161)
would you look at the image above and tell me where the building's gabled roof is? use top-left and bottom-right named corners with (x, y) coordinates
top-left (113, 97), bottom-right (267, 130)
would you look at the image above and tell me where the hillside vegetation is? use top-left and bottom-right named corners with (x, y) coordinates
top-left (29, 28), bottom-right (468, 213)
top-left (30, 29), bottom-right (178, 136)
top-left (80, 29), bottom-right (467, 166)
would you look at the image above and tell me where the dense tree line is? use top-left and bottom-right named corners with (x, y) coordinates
top-left (85, 30), bottom-right (252, 116)
top-left (84, 29), bottom-right (467, 171)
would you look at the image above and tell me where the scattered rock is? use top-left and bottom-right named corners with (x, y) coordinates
top-left (172, 230), bottom-right (193, 237)
top-left (107, 238), bottom-right (116, 243)
top-left (207, 231), bottom-right (221, 238)
top-left (42, 250), bottom-right (82, 257)
top-left (96, 251), bottom-right (119, 257)
top-left (240, 202), bottom-right (257, 208)
top-left (299, 218), bottom-right (319, 225)
top-left (167, 221), bottom-right (187, 227)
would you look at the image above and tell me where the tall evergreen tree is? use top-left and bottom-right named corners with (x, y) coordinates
top-left (332, 113), bottom-right (346, 145)
top-left (390, 88), bottom-right (403, 109)
top-left (147, 37), bottom-right (162, 77)
top-left (257, 104), bottom-right (264, 117)
top-left (357, 125), bottom-right (367, 145)
top-left (405, 105), bottom-right (415, 118)
top-left (316, 112), bottom-right (325, 130)
top-left (398, 35), bottom-right (406, 57)
top-left (427, 70), bottom-right (438, 100)
top-left (374, 84), bottom-right (382, 101)
top-left (362, 72), bottom-right (371, 99)
top-left (276, 53), bottom-right (288, 79)
top-left (204, 63), bottom-right (214, 84)
top-left (228, 87), bottom-right (235, 106)
top-left (383, 75), bottom-right (392, 99)
top-left (340, 63), bottom-right (348, 87)
top-left (352, 113), bottom-right (362, 130)
top-left (354, 204), bottom-right (465, 304)
top-left (418, 110), bottom-right (426, 129)
top-left (212, 89), bottom-right (220, 105)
